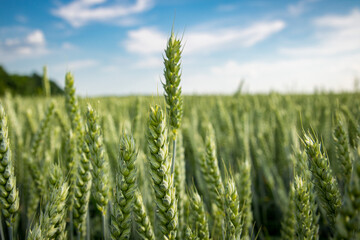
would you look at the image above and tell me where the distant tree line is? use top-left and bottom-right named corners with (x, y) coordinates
top-left (0, 65), bottom-right (64, 96)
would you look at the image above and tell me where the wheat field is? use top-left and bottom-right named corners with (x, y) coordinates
top-left (0, 32), bottom-right (359, 240)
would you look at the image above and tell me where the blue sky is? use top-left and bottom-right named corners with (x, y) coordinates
top-left (0, 0), bottom-right (359, 95)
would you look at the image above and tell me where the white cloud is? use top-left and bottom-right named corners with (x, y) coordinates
top-left (26, 30), bottom-right (46, 45)
top-left (288, 0), bottom-right (318, 16)
top-left (123, 20), bottom-right (285, 60)
top-left (124, 27), bottom-right (167, 55)
top-left (281, 9), bottom-right (360, 56)
top-left (183, 54), bottom-right (360, 94)
top-left (0, 29), bottom-right (48, 62)
top-left (52, 0), bottom-right (153, 27)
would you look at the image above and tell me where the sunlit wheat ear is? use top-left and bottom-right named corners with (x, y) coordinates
top-left (27, 224), bottom-right (43, 240)
top-left (147, 105), bottom-right (177, 239)
top-left (110, 174), bottom-right (130, 240)
top-left (27, 101), bottom-right (55, 209)
top-left (65, 72), bottom-right (83, 135)
top-left (163, 31), bottom-right (183, 138)
top-left (280, 180), bottom-right (295, 240)
top-left (133, 190), bottom-right (155, 240)
top-left (189, 186), bottom-right (209, 240)
top-left (293, 150), bottom-right (319, 239)
top-left (341, 106), bottom-right (360, 149)
top-left (73, 151), bottom-right (92, 237)
top-left (235, 158), bottom-right (252, 239)
top-left (30, 101), bottom-right (55, 157)
top-left (44, 164), bottom-right (69, 240)
top-left (203, 123), bottom-right (224, 212)
top-left (110, 133), bottom-right (137, 239)
top-left (85, 104), bottom-right (109, 216)
top-left (28, 165), bottom-right (69, 240)
top-left (303, 132), bottom-right (341, 226)
top-left (334, 156), bottom-right (360, 239)
top-left (333, 113), bottom-right (352, 185)
top-left (0, 104), bottom-right (20, 228)
top-left (43, 183), bottom-right (69, 240)
top-left (224, 176), bottom-right (242, 240)
top-left (184, 226), bottom-right (198, 240)
top-left (294, 176), bottom-right (313, 240)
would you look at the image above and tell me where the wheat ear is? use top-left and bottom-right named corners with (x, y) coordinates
top-left (85, 104), bottom-right (109, 215)
top-left (333, 113), bottom-right (352, 185)
top-left (133, 190), bottom-right (155, 240)
top-left (163, 31), bottom-right (183, 138)
top-left (303, 133), bottom-right (341, 226)
top-left (294, 176), bottom-right (314, 240)
top-left (184, 226), bottom-right (198, 240)
top-left (110, 134), bottom-right (137, 239)
top-left (204, 123), bottom-right (224, 211)
top-left (46, 164), bottom-right (69, 240)
top-left (189, 186), bottom-right (209, 240)
top-left (280, 180), bottom-right (296, 240)
top-left (0, 104), bottom-right (20, 239)
top-left (73, 150), bottom-right (92, 237)
top-left (334, 156), bottom-right (360, 239)
top-left (28, 165), bottom-right (69, 240)
top-left (236, 158), bottom-right (252, 239)
top-left (224, 176), bottom-right (243, 240)
top-left (147, 105), bottom-right (177, 239)
top-left (294, 150), bottom-right (319, 239)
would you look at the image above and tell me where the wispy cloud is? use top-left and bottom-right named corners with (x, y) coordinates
top-left (15, 14), bottom-right (28, 23)
top-left (123, 20), bottom-right (285, 68)
top-left (184, 20), bottom-right (285, 54)
top-left (288, 0), bottom-right (318, 16)
top-left (61, 42), bottom-right (77, 50)
top-left (52, 0), bottom-right (154, 27)
top-left (281, 8), bottom-right (360, 56)
top-left (0, 29), bottom-right (48, 62)
top-left (216, 4), bottom-right (239, 12)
